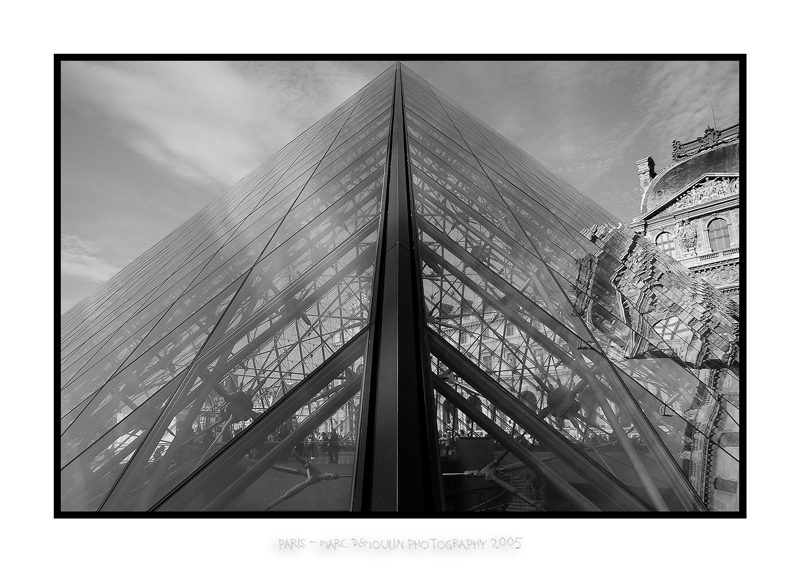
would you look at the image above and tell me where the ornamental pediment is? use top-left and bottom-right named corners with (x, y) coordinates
top-left (640, 174), bottom-right (739, 221)
top-left (697, 263), bottom-right (739, 288)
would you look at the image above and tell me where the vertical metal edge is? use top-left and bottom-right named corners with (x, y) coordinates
top-left (397, 64), bottom-right (445, 511)
top-left (350, 64), bottom-right (398, 511)
top-left (356, 63), bottom-right (440, 511)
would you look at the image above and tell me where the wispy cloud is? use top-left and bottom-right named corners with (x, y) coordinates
top-left (61, 61), bottom-right (376, 193)
top-left (61, 233), bottom-right (121, 283)
top-left (636, 61), bottom-right (740, 149)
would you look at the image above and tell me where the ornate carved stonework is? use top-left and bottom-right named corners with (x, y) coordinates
top-left (701, 126), bottom-right (721, 147)
top-left (671, 124), bottom-right (739, 161)
top-left (665, 176), bottom-right (739, 214)
top-left (677, 219), bottom-right (698, 252)
top-left (696, 264), bottom-right (740, 289)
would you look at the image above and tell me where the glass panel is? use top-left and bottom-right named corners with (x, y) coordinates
top-left (429, 354), bottom-right (651, 512)
top-left (61, 103), bottom-right (336, 350)
top-left (62, 271), bottom-right (246, 415)
top-left (154, 332), bottom-right (369, 511)
top-left (582, 225), bottom-right (739, 373)
top-left (60, 123), bottom-right (328, 365)
top-left (413, 179), bottom-right (581, 338)
top-left (61, 277), bottom-right (245, 460)
top-left (60, 372), bottom-right (186, 510)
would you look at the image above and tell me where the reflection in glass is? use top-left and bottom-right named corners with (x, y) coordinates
top-left (155, 331), bottom-right (369, 511)
top-left (403, 65), bottom-right (739, 512)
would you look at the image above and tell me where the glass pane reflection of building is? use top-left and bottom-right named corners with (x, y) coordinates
top-left (60, 63), bottom-right (740, 513)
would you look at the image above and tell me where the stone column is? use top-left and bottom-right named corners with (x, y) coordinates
top-left (730, 209), bottom-right (740, 248)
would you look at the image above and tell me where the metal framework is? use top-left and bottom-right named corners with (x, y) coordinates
top-left (60, 63), bottom-right (740, 513)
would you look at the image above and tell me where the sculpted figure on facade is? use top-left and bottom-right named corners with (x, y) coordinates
top-left (723, 177), bottom-right (739, 195)
top-left (701, 126), bottom-right (720, 148)
top-left (678, 219), bottom-right (697, 253)
top-left (677, 219), bottom-right (698, 253)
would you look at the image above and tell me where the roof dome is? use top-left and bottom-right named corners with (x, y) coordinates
top-left (641, 126), bottom-right (739, 213)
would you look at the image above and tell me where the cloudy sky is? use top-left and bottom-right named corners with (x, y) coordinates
top-left (60, 59), bottom-right (740, 314)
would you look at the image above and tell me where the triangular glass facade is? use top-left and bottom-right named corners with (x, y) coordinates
top-left (60, 63), bottom-right (740, 513)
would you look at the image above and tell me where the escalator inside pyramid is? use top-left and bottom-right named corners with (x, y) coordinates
top-left (60, 63), bottom-right (740, 513)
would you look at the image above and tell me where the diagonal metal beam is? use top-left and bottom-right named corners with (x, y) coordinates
top-left (152, 328), bottom-right (369, 511)
top-left (202, 376), bottom-right (361, 511)
top-left (418, 215), bottom-right (690, 510)
top-left (100, 244), bottom-right (376, 510)
top-left (433, 376), bottom-right (600, 511)
top-left (428, 329), bottom-right (652, 511)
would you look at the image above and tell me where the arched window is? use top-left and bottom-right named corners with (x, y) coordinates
top-left (655, 232), bottom-right (676, 256)
top-left (707, 218), bottom-right (731, 252)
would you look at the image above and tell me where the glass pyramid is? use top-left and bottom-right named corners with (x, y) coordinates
top-left (60, 63), bottom-right (740, 513)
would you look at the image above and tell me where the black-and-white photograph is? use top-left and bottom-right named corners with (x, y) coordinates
top-left (58, 58), bottom-right (742, 515)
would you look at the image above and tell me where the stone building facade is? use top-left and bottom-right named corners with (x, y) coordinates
top-left (631, 124), bottom-right (740, 302)
top-left (631, 124), bottom-right (740, 511)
